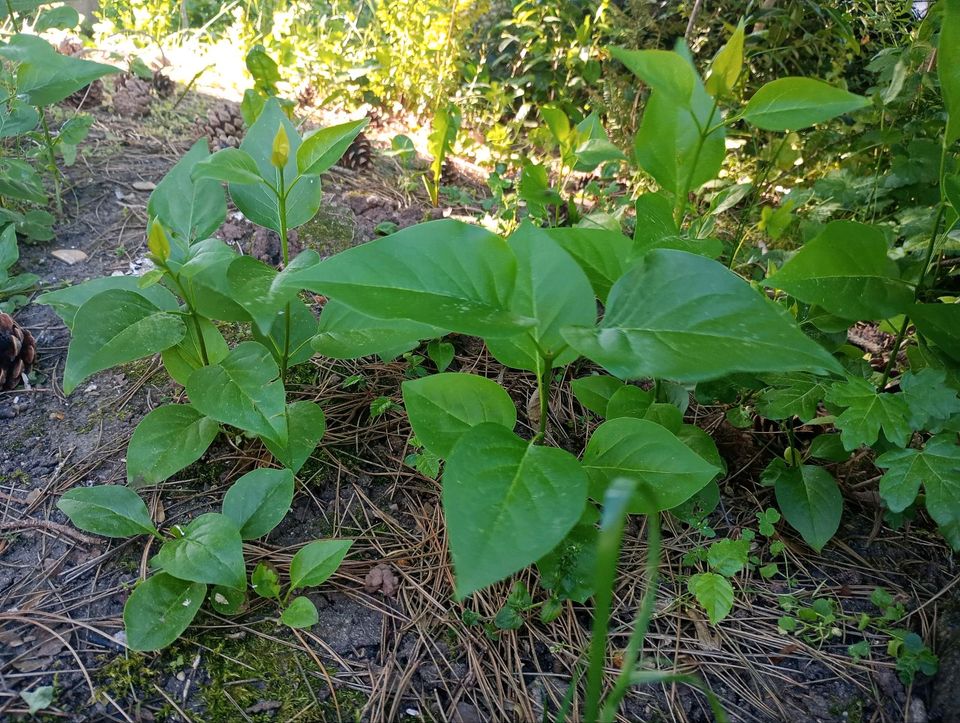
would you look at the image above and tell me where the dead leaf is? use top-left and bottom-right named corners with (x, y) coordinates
top-left (51, 249), bottom-right (88, 265)
top-left (364, 563), bottom-right (399, 596)
top-left (132, 181), bottom-right (156, 191)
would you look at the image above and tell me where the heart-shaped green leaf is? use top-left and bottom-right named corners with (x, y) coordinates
top-left (57, 485), bottom-right (157, 538)
top-left (280, 596), bottom-right (319, 628)
top-left (262, 401), bottom-right (326, 472)
top-left (222, 468), bottom-right (295, 539)
top-left (289, 539), bottom-right (352, 589)
top-left (186, 342), bottom-right (287, 445)
top-left (152, 513), bottom-right (246, 590)
top-left (127, 404), bottom-right (220, 487)
top-left (774, 464), bottom-right (842, 552)
top-left (582, 417), bottom-right (719, 513)
top-left (742, 77), bottom-right (869, 131)
top-left (124, 573), bottom-right (205, 651)
top-left (402, 373), bottom-right (517, 458)
top-left (443, 423), bottom-right (587, 598)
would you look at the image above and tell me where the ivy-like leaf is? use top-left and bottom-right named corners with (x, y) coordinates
top-left (756, 374), bottom-right (828, 422)
top-left (900, 369), bottom-right (960, 433)
top-left (825, 377), bottom-right (911, 450)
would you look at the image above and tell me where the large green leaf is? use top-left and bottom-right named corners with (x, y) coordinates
top-left (289, 539), bottom-right (352, 589)
top-left (443, 423), bottom-right (588, 598)
top-left (774, 464), bottom-right (842, 552)
top-left (610, 47), bottom-right (697, 106)
top-left (57, 486), bottom-right (156, 538)
top-left (562, 250), bottom-right (842, 382)
top-left (126, 405), bottom-right (220, 487)
top-left (124, 574), bottom-right (205, 651)
top-left (279, 220), bottom-right (532, 337)
top-left (262, 401), bottom-right (326, 472)
top-left (0, 99), bottom-right (37, 138)
top-left (764, 221), bottom-right (912, 320)
top-left (230, 100), bottom-right (321, 232)
top-left (186, 342), bottom-right (287, 444)
top-left (544, 227), bottom-right (631, 302)
top-left (64, 290), bottom-right (187, 394)
top-left (151, 513), bottom-right (246, 590)
top-left (910, 303), bottom-right (960, 362)
top-left (149, 139), bottom-right (226, 246)
top-left (705, 21), bottom-right (745, 98)
top-left (222, 468), bottom-right (294, 539)
top-left (582, 417), bottom-right (719, 513)
top-left (941, 0), bottom-right (960, 144)
top-left (2, 34), bottom-right (118, 106)
top-left (900, 369), bottom-right (960, 433)
top-left (192, 148), bottom-right (263, 185)
top-left (311, 299), bottom-right (444, 359)
top-left (825, 377), bottom-right (911, 450)
top-left (486, 224), bottom-right (596, 371)
top-left (634, 82), bottom-right (725, 198)
top-left (38, 275), bottom-right (178, 331)
top-left (886, 435), bottom-right (960, 549)
top-left (402, 373), bottom-right (517, 458)
top-left (742, 77), bottom-right (869, 131)
top-left (756, 374), bottom-right (829, 422)
top-left (175, 240), bottom-right (251, 322)
top-left (298, 119), bottom-right (369, 175)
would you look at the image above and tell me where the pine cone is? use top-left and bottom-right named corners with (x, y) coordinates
top-left (112, 74), bottom-right (153, 118)
top-left (296, 83), bottom-right (317, 108)
top-left (152, 70), bottom-right (175, 99)
top-left (338, 132), bottom-right (373, 171)
top-left (0, 313), bottom-right (35, 390)
top-left (63, 78), bottom-right (103, 109)
top-left (197, 104), bottom-right (244, 149)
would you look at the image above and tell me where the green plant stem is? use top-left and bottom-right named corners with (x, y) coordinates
top-left (534, 355), bottom-right (554, 442)
top-left (728, 134), bottom-right (789, 269)
top-left (166, 272), bottom-right (211, 366)
top-left (5, 0), bottom-right (20, 32)
top-left (598, 511), bottom-right (662, 722)
top-left (877, 199), bottom-right (947, 391)
top-left (277, 169), bottom-right (292, 381)
top-left (38, 110), bottom-right (62, 214)
top-left (675, 97), bottom-right (721, 227)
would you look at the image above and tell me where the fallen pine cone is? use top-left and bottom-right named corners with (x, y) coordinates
top-left (0, 313), bottom-right (35, 390)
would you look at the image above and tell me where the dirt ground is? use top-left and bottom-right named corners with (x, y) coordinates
top-left (1, 85), bottom-right (958, 723)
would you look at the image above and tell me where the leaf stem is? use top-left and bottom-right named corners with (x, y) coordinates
top-left (277, 169), bottom-right (292, 381)
top-left (38, 110), bottom-right (62, 214)
top-left (164, 270), bottom-right (210, 366)
top-left (5, 0), bottom-right (20, 32)
top-left (675, 97), bottom-right (720, 227)
top-left (534, 355), bottom-right (554, 442)
top-left (728, 134), bottom-right (789, 269)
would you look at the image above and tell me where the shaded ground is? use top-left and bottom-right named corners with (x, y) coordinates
top-left (0, 83), bottom-right (957, 723)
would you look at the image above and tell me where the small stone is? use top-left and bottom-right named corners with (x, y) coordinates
top-left (49, 411), bottom-right (64, 421)
top-left (132, 181), bottom-right (156, 191)
top-left (51, 248), bottom-right (88, 265)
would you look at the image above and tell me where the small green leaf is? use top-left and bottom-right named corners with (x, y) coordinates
top-left (290, 539), bottom-right (352, 589)
top-left (298, 119), bottom-right (369, 175)
top-left (570, 375), bottom-right (626, 417)
top-left (251, 562), bottom-right (281, 599)
top-left (742, 77), bottom-right (869, 131)
top-left (706, 538), bottom-right (750, 576)
top-left (124, 573), bottom-right (205, 651)
top-left (64, 290), bottom-right (187, 394)
top-left (808, 434), bottom-right (850, 462)
top-left (605, 385), bottom-right (654, 420)
top-left (427, 340), bottom-right (455, 372)
top-left (444, 423), bottom-right (588, 598)
top-left (191, 147), bottom-right (263, 185)
top-left (148, 138), bottom-right (226, 244)
top-left (774, 465), bottom-right (842, 552)
top-left (262, 401), bottom-right (326, 473)
top-left (756, 374), bottom-right (829, 422)
top-left (152, 513), bottom-right (246, 590)
top-left (281, 596), bottom-right (319, 628)
top-left (57, 486), bottom-right (156, 538)
top-left (210, 585), bottom-right (246, 615)
top-left (688, 572), bottom-right (734, 624)
top-left (705, 21), bottom-right (745, 97)
top-left (222, 468), bottom-right (294, 539)
top-left (402, 373), bottom-right (517, 458)
top-left (126, 405), bottom-right (220, 487)
top-left (825, 377), bottom-right (911, 450)
top-left (39, 275), bottom-right (178, 332)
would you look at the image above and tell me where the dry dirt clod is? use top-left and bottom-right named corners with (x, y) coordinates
top-left (0, 313), bottom-right (36, 390)
top-left (364, 563), bottom-right (398, 596)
